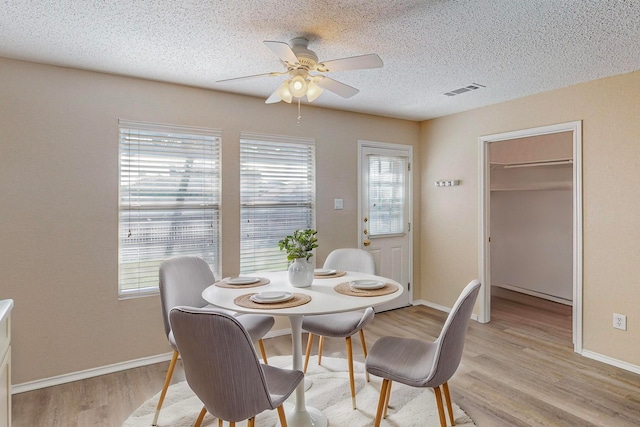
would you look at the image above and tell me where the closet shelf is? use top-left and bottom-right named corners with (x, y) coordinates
top-left (491, 182), bottom-right (572, 191)
top-left (491, 158), bottom-right (573, 168)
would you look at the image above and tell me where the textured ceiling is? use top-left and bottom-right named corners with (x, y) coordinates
top-left (1, 1), bottom-right (639, 121)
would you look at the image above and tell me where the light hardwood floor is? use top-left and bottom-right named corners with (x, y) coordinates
top-left (12, 290), bottom-right (640, 426)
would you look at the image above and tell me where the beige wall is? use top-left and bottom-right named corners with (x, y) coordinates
top-left (490, 131), bottom-right (573, 165)
top-left (491, 188), bottom-right (573, 300)
top-left (5, 52), bottom-right (638, 384)
top-left (0, 57), bottom-right (420, 384)
top-left (420, 70), bottom-right (640, 366)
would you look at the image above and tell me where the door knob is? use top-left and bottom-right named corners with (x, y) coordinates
top-left (363, 239), bottom-right (371, 246)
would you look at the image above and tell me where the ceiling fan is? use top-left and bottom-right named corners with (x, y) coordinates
top-left (217, 37), bottom-right (383, 104)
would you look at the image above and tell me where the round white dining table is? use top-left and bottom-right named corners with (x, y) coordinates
top-left (202, 270), bottom-right (404, 427)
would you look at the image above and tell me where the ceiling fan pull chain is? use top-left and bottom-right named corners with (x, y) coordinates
top-left (297, 98), bottom-right (302, 126)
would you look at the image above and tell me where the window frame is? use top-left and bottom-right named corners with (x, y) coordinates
top-left (118, 120), bottom-right (222, 297)
top-left (239, 132), bottom-right (316, 274)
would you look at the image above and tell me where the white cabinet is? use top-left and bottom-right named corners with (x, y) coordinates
top-left (0, 300), bottom-right (12, 427)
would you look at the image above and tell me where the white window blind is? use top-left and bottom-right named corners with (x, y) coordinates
top-left (239, 133), bottom-right (316, 273)
top-left (118, 120), bottom-right (221, 296)
top-left (368, 154), bottom-right (406, 236)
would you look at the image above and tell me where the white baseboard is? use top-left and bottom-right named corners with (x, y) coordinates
top-left (414, 299), bottom-right (640, 375)
top-left (413, 299), bottom-right (640, 374)
top-left (412, 299), bottom-right (480, 322)
top-left (14, 319), bottom-right (640, 393)
top-left (12, 352), bottom-right (175, 394)
top-left (581, 349), bottom-right (640, 375)
top-left (415, 300), bottom-right (640, 375)
top-left (12, 328), bottom-right (293, 394)
top-left (493, 283), bottom-right (572, 306)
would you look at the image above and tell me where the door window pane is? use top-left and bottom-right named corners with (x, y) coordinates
top-left (368, 155), bottom-right (406, 236)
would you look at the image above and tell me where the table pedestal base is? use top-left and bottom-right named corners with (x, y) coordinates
top-left (282, 404), bottom-right (328, 427)
top-left (284, 315), bottom-right (328, 427)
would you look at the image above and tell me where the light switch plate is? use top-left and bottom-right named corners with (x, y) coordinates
top-left (334, 198), bottom-right (343, 210)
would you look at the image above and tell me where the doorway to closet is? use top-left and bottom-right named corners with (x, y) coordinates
top-left (478, 121), bottom-right (583, 353)
top-left (490, 132), bottom-right (573, 304)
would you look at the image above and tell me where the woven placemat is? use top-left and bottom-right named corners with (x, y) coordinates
top-left (214, 277), bottom-right (270, 289)
top-left (234, 293), bottom-right (312, 309)
top-left (334, 282), bottom-right (399, 297)
top-left (314, 270), bottom-right (347, 279)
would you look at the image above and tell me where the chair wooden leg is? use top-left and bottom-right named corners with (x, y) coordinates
top-left (194, 405), bottom-right (207, 427)
top-left (304, 333), bottom-right (314, 373)
top-left (346, 336), bottom-right (356, 409)
top-left (317, 335), bottom-right (325, 365)
top-left (153, 350), bottom-right (179, 426)
top-left (359, 329), bottom-right (370, 382)
top-left (383, 380), bottom-right (392, 419)
top-left (277, 405), bottom-right (288, 427)
top-left (433, 385), bottom-right (447, 427)
top-left (248, 417), bottom-right (255, 427)
top-left (229, 423), bottom-right (235, 427)
top-left (374, 379), bottom-right (390, 427)
top-left (442, 381), bottom-right (455, 426)
top-left (258, 339), bottom-right (269, 364)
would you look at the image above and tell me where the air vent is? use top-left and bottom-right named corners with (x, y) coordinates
top-left (444, 83), bottom-right (485, 97)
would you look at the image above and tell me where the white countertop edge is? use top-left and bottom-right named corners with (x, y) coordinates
top-left (0, 299), bottom-right (14, 323)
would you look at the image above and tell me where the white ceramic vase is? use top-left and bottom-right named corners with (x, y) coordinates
top-left (288, 258), bottom-right (314, 287)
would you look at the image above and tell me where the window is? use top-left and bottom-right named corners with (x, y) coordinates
top-left (119, 120), bottom-right (221, 296)
top-left (368, 154), bottom-right (406, 236)
top-left (239, 133), bottom-right (316, 273)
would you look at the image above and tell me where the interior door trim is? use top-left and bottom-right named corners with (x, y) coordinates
top-left (478, 121), bottom-right (583, 354)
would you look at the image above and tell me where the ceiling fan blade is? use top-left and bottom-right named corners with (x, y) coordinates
top-left (317, 54), bottom-right (383, 72)
top-left (216, 71), bottom-right (285, 83)
top-left (264, 40), bottom-right (299, 65)
top-left (315, 77), bottom-right (359, 98)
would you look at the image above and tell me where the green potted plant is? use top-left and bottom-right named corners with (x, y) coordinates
top-left (278, 229), bottom-right (318, 287)
top-left (278, 229), bottom-right (318, 261)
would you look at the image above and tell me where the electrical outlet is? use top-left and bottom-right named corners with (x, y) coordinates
top-left (613, 313), bottom-right (627, 330)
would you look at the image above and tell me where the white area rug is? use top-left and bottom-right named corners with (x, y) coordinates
top-left (123, 356), bottom-right (475, 427)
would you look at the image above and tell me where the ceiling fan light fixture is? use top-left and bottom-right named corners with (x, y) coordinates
top-left (276, 80), bottom-right (293, 103)
top-left (289, 75), bottom-right (308, 98)
top-left (306, 80), bottom-right (323, 102)
top-left (222, 37), bottom-right (383, 110)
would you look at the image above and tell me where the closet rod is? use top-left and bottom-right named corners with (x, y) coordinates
top-left (502, 159), bottom-right (573, 168)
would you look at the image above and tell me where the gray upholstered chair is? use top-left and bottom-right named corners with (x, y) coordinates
top-left (169, 307), bottom-right (303, 427)
top-left (365, 280), bottom-right (481, 427)
top-left (302, 248), bottom-right (376, 409)
top-left (153, 256), bottom-right (275, 426)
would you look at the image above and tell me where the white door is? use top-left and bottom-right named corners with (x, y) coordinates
top-left (358, 141), bottom-right (413, 311)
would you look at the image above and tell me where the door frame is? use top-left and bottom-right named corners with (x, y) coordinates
top-left (358, 140), bottom-right (414, 308)
top-left (478, 121), bottom-right (583, 353)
